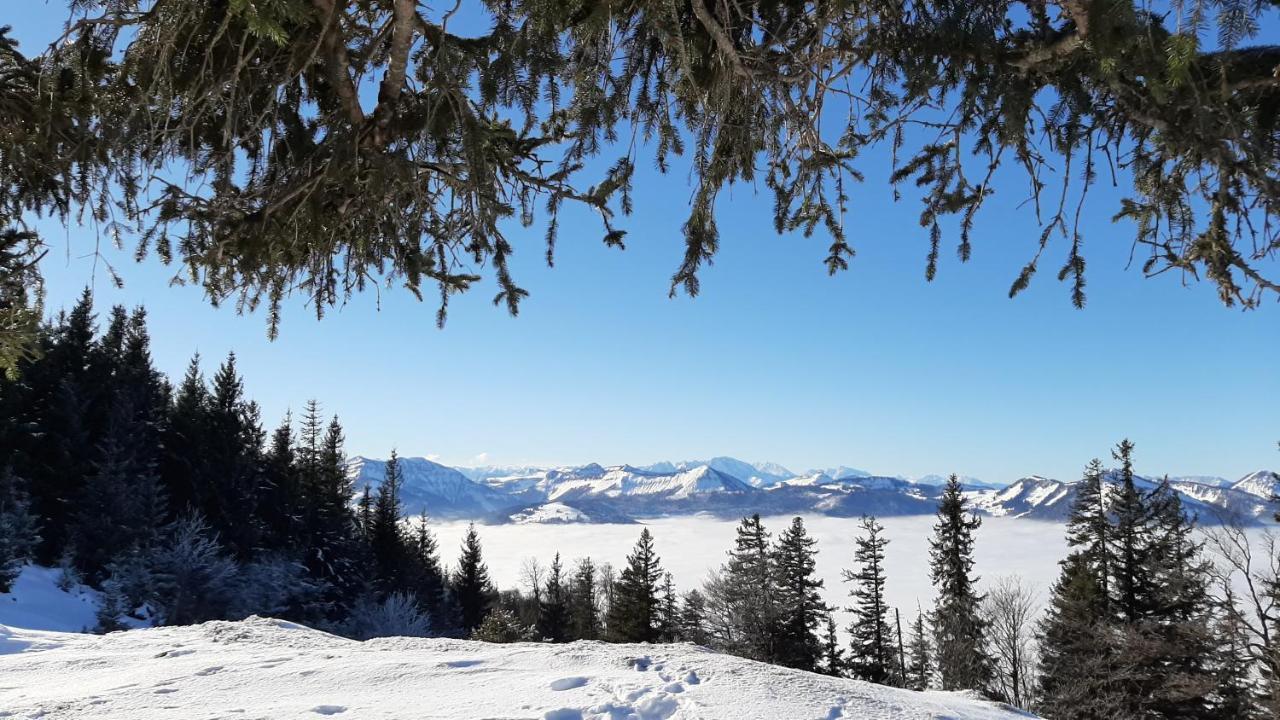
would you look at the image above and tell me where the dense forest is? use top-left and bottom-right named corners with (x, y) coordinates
top-left (1, 296), bottom-right (1277, 718)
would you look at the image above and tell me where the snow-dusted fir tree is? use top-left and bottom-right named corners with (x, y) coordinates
top-left (845, 515), bottom-right (898, 684)
top-left (606, 528), bottom-right (663, 642)
top-left (928, 475), bottom-right (991, 693)
top-left (773, 516), bottom-right (826, 672)
top-left (369, 451), bottom-right (411, 593)
top-left (453, 523), bottom-right (495, 635)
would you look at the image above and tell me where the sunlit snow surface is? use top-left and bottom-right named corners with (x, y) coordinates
top-left (0, 617), bottom-right (1036, 719)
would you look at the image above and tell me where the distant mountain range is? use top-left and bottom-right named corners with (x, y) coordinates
top-left (346, 455), bottom-right (1279, 526)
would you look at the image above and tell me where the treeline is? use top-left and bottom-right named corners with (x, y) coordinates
top-left (1, 296), bottom-right (1277, 718)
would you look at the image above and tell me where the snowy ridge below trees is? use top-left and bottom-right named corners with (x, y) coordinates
top-left (0, 617), bottom-right (1036, 719)
top-left (348, 455), bottom-right (1278, 526)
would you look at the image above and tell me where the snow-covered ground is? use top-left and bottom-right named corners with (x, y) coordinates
top-left (0, 565), bottom-right (100, 633)
top-left (432, 515), bottom-right (1074, 622)
top-left (0, 617), bottom-right (1035, 719)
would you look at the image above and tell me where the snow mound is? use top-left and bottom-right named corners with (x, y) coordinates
top-left (0, 618), bottom-right (1036, 719)
top-left (0, 565), bottom-right (100, 633)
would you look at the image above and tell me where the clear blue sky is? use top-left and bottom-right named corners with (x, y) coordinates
top-left (14, 4), bottom-right (1279, 483)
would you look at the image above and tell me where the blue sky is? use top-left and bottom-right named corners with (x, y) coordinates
top-left (14, 5), bottom-right (1279, 483)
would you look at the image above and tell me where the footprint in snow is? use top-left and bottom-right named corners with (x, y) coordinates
top-left (549, 677), bottom-right (588, 691)
top-left (153, 688), bottom-right (179, 695)
top-left (194, 666), bottom-right (223, 676)
top-left (628, 656), bottom-right (652, 671)
top-left (310, 705), bottom-right (347, 715)
top-left (683, 670), bottom-right (701, 685)
top-left (444, 659), bottom-right (484, 668)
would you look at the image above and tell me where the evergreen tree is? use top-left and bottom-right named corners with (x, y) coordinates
top-left (906, 608), bottom-right (932, 691)
top-left (1210, 589), bottom-right (1263, 719)
top-left (820, 614), bottom-right (846, 677)
top-left (71, 398), bottom-right (166, 582)
top-left (409, 512), bottom-right (455, 634)
top-left (607, 527), bottom-right (663, 642)
top-left (259, 414), bottom-right (301, 551)
top-left (1036, 552), bottom-right (1121, 719)
top-left (678, 590), bottom-right (710, 646)
top-left (929, 475), bottom-right (991, 693)
top-left (0, 464), bottom-right (38, 592)
top-left (472, 607), bottom-right (525, 643)
top-left (452, 523), bottom-right (494, 634)
top-left (656, 572), bottom-right (680, 642)
top-left (846, 515), bottom-right (897, 684)
top-left (773, 516), bottom-right (825, 672)
top-left (369, 451), bottom-right (410, 593)
top-left (536, 553), bottom-right (571, 642)
top-left (568, 558), bottom-right (601, 641)
top-left (713, 514), bottom-right (779, 661)
top-left (161, 355), bottom-right (210, 520)
top-left (201, 353), bottom-right (263, 559)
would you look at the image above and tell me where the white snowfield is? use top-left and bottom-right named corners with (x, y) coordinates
top-left (0, 617), bottom-right (1036, 720)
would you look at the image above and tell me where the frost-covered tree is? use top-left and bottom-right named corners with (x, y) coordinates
top-left (149, 514), bottom-right (240, 626)
top-left (472, 607), bottom-right (526, 644)
top-left (341, 591), bottom-right (432, 641)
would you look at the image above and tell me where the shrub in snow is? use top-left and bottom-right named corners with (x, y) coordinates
top-left (149, 514), bottom-right (239, 625)
top-left (339, 592), bottom-right (432, 640)
top-left (55, 550), bottom-right (83, 593)
top-left (95, 550), bottom-right (157, 632)
top-left (471, 607), bottom-right (527, 643)
top-left (229, 555), bottom-right (321, 621)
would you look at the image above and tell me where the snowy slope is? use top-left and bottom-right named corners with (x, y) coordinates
top-left (642, 457), bottom-right (796, 488)
top-left (1232, 470), bottom-right (1280, 500)
top-left (0, 565), bottom-right (100, 633)
top-left (0, 617), bottom-right (1036, 720)
top-left (509, 502), bottom-right (594, 524)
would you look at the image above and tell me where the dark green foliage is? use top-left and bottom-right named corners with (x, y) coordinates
top-left (0, 464), bottom-right (39, 592)
top-left (3, 0), bottom-right (1275, 370)
top-left (820, 614), bottom-right (846, 677)
top-left (678, 590), bottom-right (710, 647)
top-left (606, 527), bottom-right (663, 642)
top-left (452, 524), bottom-right (494, 634)
top-left (368, 451), bottom-right (411, 594)
top-left (713, 514), bottom-right (780, 661)
top-left (1037, 441), bottom-right (1225, 719)
top-left (773, 516), bottom-right (826, 672)
top-left (929, 475), bottom-right (992, 693)
top-left (656, 572), bottom-right (680, 643)
top-left (846, 515), bottom-right (897, 684)
top-left (536, 553), bottom-right (570, 642)
top-left (906, 609), bottom-right (931, 691)
top-left (568, 557), bottom-right (602, 641)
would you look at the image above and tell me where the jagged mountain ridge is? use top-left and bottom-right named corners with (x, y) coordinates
top-left (347, 455), bottom-right (1277, 525)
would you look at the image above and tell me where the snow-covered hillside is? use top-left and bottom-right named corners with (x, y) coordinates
top-left (0, 617), bottom-right (1035, 719)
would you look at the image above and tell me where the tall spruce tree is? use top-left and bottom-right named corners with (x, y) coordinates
top-left (568, 558), bottom-right (601, 641)
top-left (846, 515), bottom-right (897, 684)
top-left (716, 514), bottom-right (780, 661)
top-left (929, 475), bottom-right (992, 693)
top-left (773, 516), bottom-right (826, 672)
top-left (369, 451), bottom-right (410, 594)
top-left (536, 553), bottom-right (571, 643)
top-left (679, 590), bottom-right (710, 646)
top-left (453, 524), bottom-right (494, 634)
top-left (0, 464), bottom-right (38, 592)
top-left (606, 527), bottom-right (663, 642)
